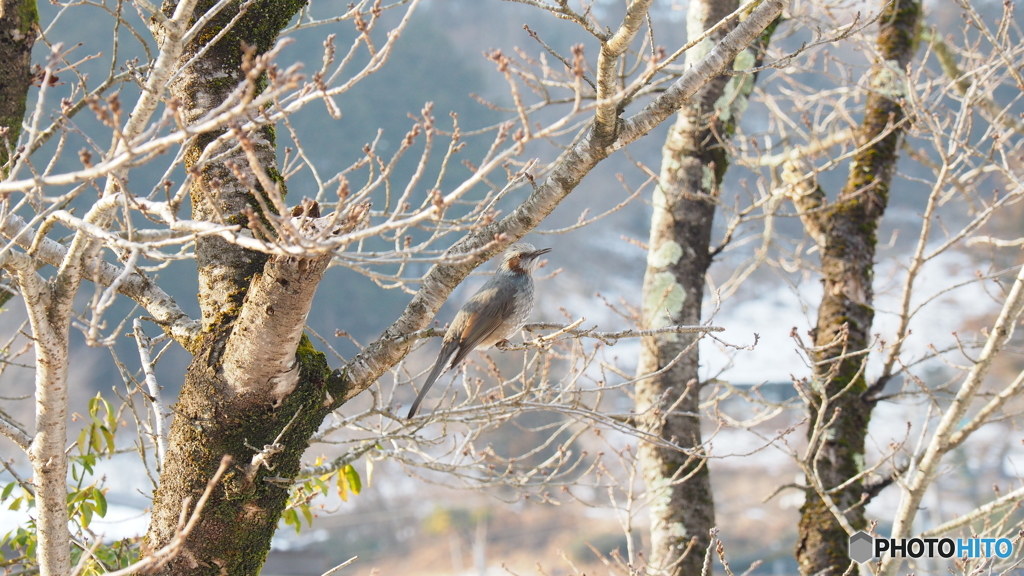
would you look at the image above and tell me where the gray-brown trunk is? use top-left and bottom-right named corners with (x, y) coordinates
top-left (794, 2), bottom-right (920, 575)
top-left (0, 0), bottom-right (38, 308)
top-left (0, 0), bottom-right (36, 173)
top-left (139, 3), bottom-right (342, 575)
top-left (634, 3), bottom-right (779, 574)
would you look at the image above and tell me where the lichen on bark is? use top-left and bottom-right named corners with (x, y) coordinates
top-left (634, 3), bottom-right (778, 575)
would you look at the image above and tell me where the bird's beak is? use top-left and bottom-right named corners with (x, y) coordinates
top-left (527, 247), bottom-right (551, 259)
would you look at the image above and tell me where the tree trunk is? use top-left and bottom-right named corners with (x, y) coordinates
top-left (21, 277), bottom-right (71, 576)
top-left (0, 0), bottom-right (38, 308)
top-left (635, 4), bottom-right (776, 574)
top-left (140, 3), bottom-right (345, 575)
top-left (0, 0), bottom-right (36, 173)
top-left (4, 7), bottom-right (77, 571)
top-left (794, 2), bottom-right (920, 575)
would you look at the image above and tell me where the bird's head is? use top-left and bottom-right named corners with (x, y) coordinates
top-left (499, 242), bottom-right (551, 274)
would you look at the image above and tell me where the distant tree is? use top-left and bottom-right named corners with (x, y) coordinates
top-left (757, 2), bottom-right (1024, 575)
top-left (784, 2), bottom-right (922, 574)
top-left (634, 2), bottom-right (777, 574)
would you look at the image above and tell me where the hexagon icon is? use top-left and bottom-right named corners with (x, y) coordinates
top-left (849, 531), bottom-right (874, 563)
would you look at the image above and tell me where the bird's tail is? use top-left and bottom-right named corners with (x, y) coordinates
top-left (407, 340), bottom-right (457, 418)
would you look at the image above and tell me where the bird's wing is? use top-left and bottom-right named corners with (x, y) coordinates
top-left (448, 285), bottom-right (516, 368)
top-left (407, 282), bottom-right (519, 419)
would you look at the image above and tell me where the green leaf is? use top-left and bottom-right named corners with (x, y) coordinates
top-left (81, 454), bottom-right (96, 474)
top-left (81, 502), bottom-right (93, 527)
top-left (312, 477), bottom-right (328, 494)
top-left (282, 508), bottom-right (300, 534)
top-left (92, 487), bottom-right (107, 517)
top-left (103, 428), bottom-right (115, 454)
top-left (343, 464), bottom-right (361, 495)
top-left (300, 504), bottom-right (313, 527)
top-left (77, 427), bottom-right (89, 456)
top-left (1, 482), bottom-right (14, 501)
top-left (105, 405), bottom-right (116, 431)
top-left (90, 426), bottom-right (103, 452)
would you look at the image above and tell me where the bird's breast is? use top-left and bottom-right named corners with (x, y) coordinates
top-left (478, 276), bottom-right (535, 348)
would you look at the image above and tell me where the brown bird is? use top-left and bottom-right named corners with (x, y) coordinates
top-left (407, 242), bottom-right (551, 418)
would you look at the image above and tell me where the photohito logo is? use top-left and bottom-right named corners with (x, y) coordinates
top-left (849, 531), bottom-right (1014, 563)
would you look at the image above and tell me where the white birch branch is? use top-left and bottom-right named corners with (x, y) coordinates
top-left (15, 253), bottom-right (71, 576)
top-left (133, 319), bottom-right (169, 468)
top-left (1, 213), bottom-right (201, 350)
top-left (918, 485), bottom-right (1024, 539)
top-left (593, 0), bottom-right (655, 142)
top-left (0, 414), bottom-right (31, 451)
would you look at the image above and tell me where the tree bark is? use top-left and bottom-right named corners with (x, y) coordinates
top-left (0, 0), bottom-right (36, 172)
top-left (3, 6), bottom-right (84, 569)
top-left (167, 0), bottom-right (296, 330)
top-left (141, 3), bottom-right (338, 575)
top-left (794, 2), bottom-right (920, 575)
top-left (635, 4), bottom-right (777, 575)
top-left (20, 271), bottom-right (71, 576)
top-left (0, 0), bottom-right (38, 307)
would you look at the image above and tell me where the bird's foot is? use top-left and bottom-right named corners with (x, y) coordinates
top-left (495, 339), bottom-right (511, 350)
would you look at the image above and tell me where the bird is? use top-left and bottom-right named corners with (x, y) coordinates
top-left (407, 242), bottom-right (551, 419)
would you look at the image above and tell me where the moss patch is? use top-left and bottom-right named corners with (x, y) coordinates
top-left (147, 330), bottom-right (341, 575)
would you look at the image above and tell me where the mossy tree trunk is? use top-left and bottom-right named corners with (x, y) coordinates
top-left (141, 2), bottom-right (348, 575)
top-left (635, 4), bottom-right (776, 574)
top-left (0, 0), bottom-right (38, 308)
top-left (0, 0), bottom-right (36, 172)
top-left (794, 2), bottom-right (920, 575)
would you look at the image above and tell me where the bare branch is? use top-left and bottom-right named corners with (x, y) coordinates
top-left (1, 213), bottom-right (201, 350)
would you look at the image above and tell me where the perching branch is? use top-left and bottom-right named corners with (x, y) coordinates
top-left (338, 0), bottom-right (787, 403)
